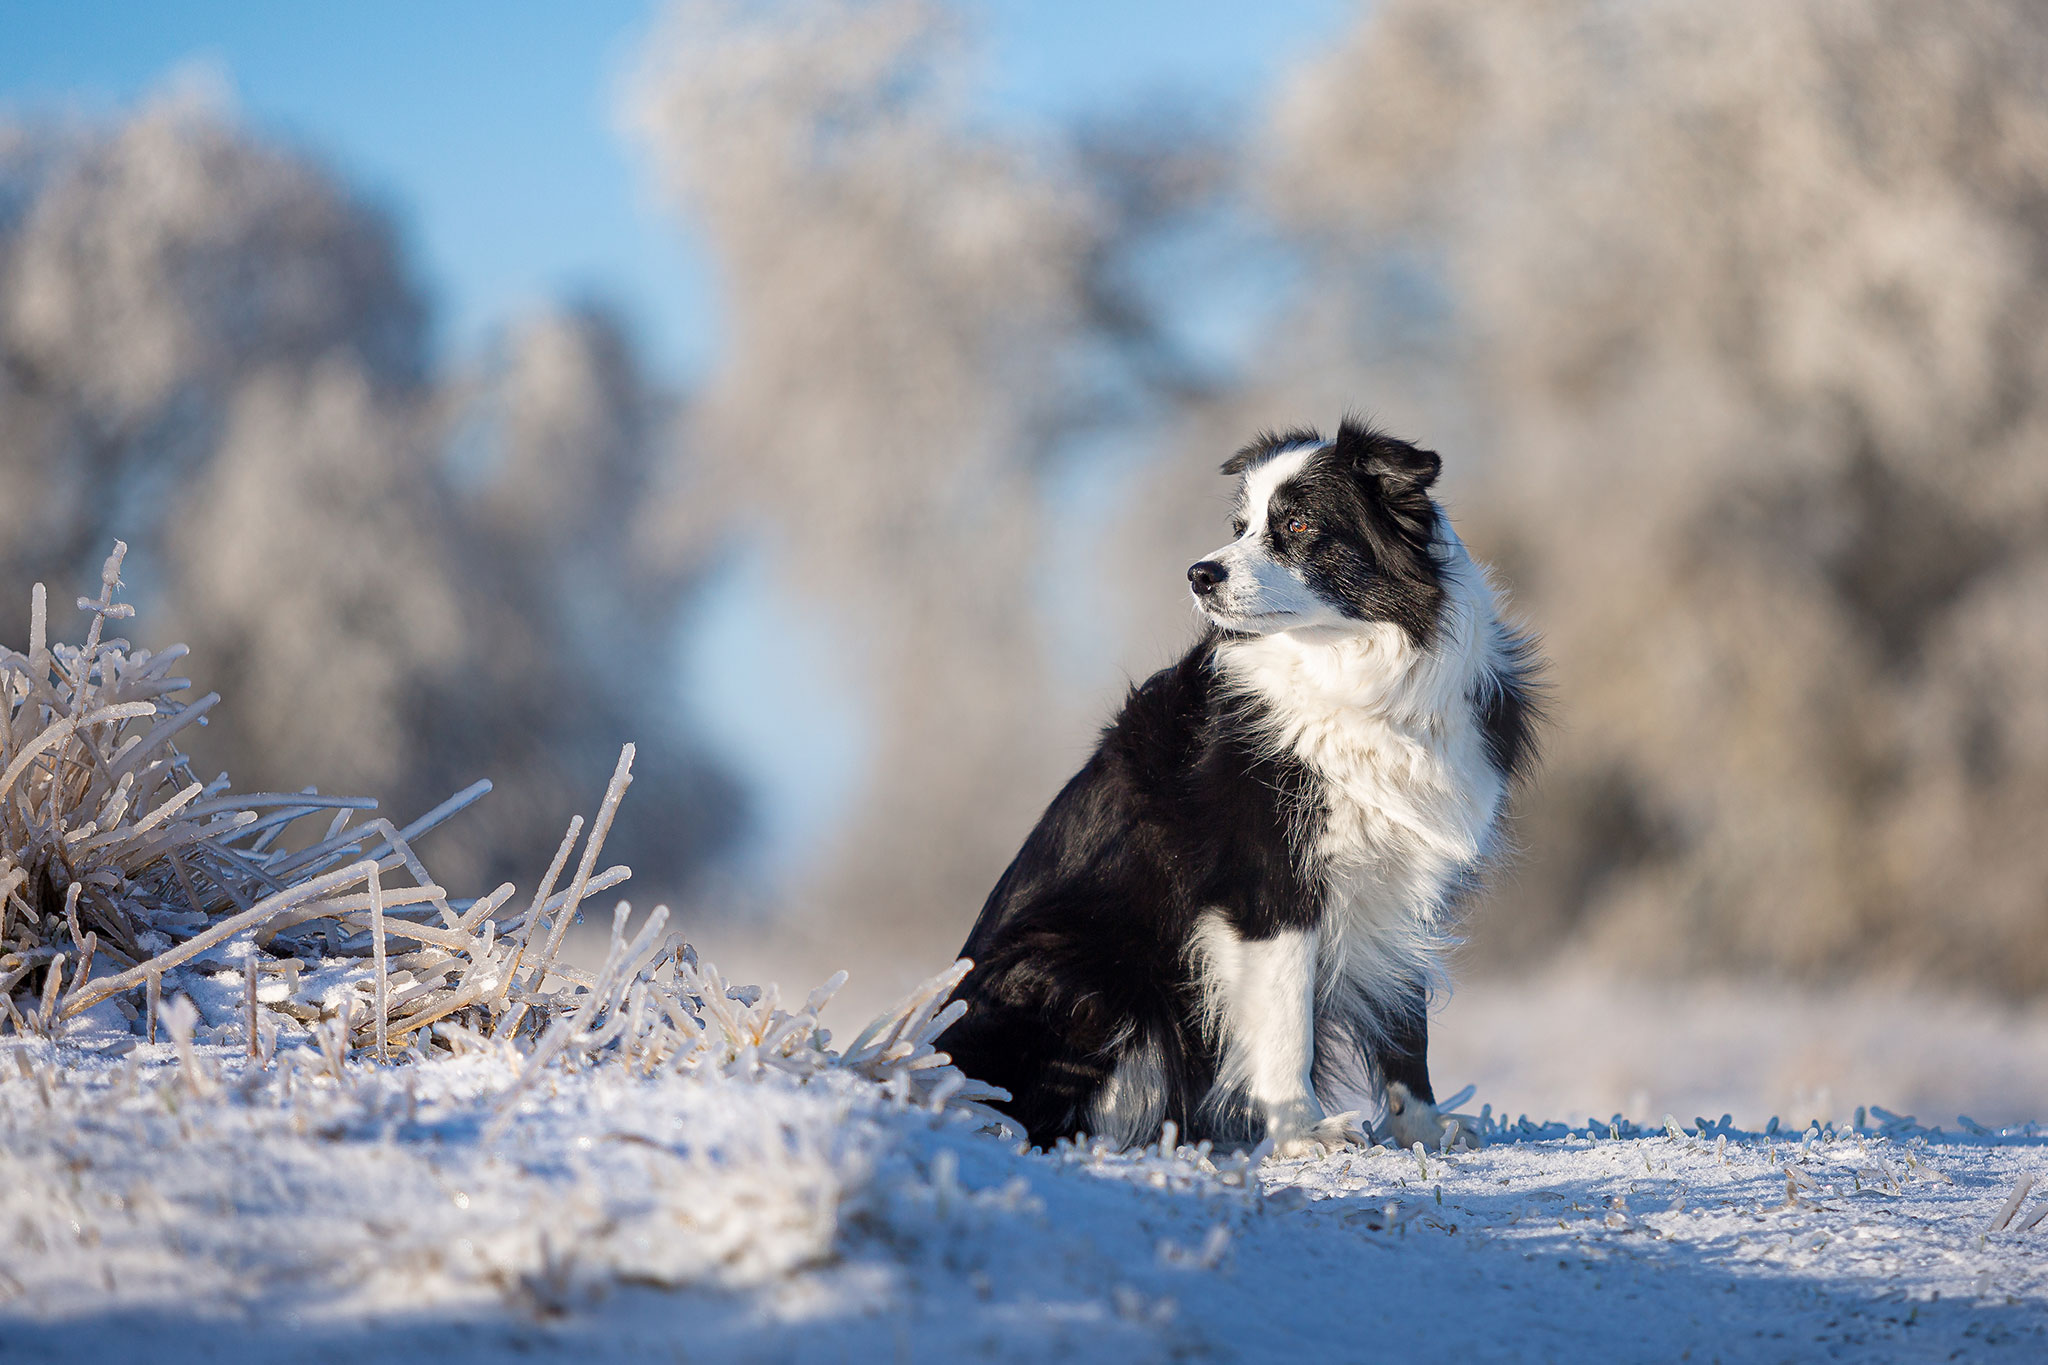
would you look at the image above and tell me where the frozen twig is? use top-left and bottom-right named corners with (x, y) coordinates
top-left (1988, 1173), bottom-right (2037, 1233)
top-left (370, 862), bottom-right (389, 1062)
top-left (59, 861), bottom-right (379, 1018)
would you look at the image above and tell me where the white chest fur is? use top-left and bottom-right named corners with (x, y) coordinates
top-left (1214, 541), bottom-right (1509, 958)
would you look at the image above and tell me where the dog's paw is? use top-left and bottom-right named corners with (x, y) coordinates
top-left (1380, 1082), bottom-right (1481, 1151)
top-left (1312, 1109), bottom-right (1370, 1149)
top-left (1270, 1110), bottom-right (1369, 1160)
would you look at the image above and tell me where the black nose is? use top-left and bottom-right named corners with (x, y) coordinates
top-left (1188, 560), bottom-right (1227, 595)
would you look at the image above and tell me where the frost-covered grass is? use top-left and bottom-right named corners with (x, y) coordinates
top-left (1, 550), bottom-right (1000, 1122)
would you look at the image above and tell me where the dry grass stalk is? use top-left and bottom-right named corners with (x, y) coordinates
top-left (1989, 1173), bottom-right (2039, 1233)
top-left (243, 950), bottom-right (259, 1061)
top-left (370, 862), bottom-right (388, 1062)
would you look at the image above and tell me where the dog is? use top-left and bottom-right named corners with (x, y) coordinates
top-left (935, 418), bottom-right (1540, 1155)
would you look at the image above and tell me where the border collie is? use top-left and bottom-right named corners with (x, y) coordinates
top-left (936, 418), bottom-right (1540, 1155)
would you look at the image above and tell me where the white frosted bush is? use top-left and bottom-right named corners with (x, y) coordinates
top-left (0, 545), bottom-right (1006, 1129)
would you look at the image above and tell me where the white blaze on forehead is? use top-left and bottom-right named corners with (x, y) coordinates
top-left (1238, 444), bottom-right (1323, 537)
top-left (1194, 441), bottom-right (1347, 630)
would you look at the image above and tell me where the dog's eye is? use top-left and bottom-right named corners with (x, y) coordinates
top-left (1285, 516), bottom-right (1311, 535)
top-left (1231, 517), bottom-right (1247, 538)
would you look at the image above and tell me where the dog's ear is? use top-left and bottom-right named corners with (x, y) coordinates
top-left (1222, 426), bottom-right (1325, 476)
top-left (1335, 416), bottom-right (1441, 503)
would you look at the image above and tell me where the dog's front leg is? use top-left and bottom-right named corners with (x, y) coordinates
top-left (1373, 990), bottom-right (1479, 1151)
top-left (1200, 919), bottom-right (1363, 1157)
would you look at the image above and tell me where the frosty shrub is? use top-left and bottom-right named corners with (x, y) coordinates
top-left (0, 542), bottom-right (497, 1039)
top-left (2, 545), bottom-right (237, 993)
top-left (0, 548), bottom-right (1005, 1128)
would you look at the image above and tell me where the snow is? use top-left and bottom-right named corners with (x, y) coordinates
top-left (4, 979), bottom-right (2047, 1362)
top-left (1431, 970), bottom-right (2048, 1134)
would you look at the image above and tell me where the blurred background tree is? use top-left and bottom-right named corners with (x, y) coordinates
top-left (3, 0), bottom-right (2044, 1003)
top-left (0, 88), bottom-right (739, 898)
top-left (1258, 0), bottom-right (2048, 991)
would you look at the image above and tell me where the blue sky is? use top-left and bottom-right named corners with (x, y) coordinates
top-left (0, 0), bottom-right (1353, 384)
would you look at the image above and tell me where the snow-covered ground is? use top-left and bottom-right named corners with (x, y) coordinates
top-left (4, 974), bottom-right (2047, 1363)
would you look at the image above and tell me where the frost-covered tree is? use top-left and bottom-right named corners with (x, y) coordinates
top-left (630, 0), bottom-right (1105, 953)
top-left (166, 358), bottom-right (462, 794)
top-left (0, 91), bottom-right (422, 618)
top-left (0, 92), bottom-right (738, 899)
top-left (1262, 0), bottom-right (2048, 990)
top-left (440, 304), bottom-right (744, 892)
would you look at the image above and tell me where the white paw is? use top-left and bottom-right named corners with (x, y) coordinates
top-left (1271, 1110), bottom-right (1369, 1160)
top-left (1380, 1082), bottom-right (1481, 1151)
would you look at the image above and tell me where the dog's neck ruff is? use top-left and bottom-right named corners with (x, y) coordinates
top-left (1211, 527), bottom-right (1509, 932)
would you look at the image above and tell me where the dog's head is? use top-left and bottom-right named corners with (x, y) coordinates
top-left (1189, 418), bottom-right (1446, 643)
